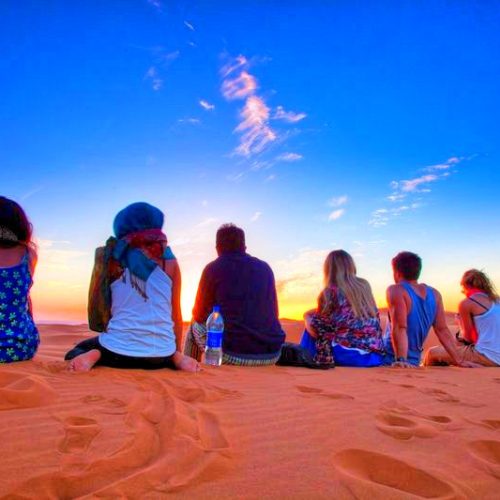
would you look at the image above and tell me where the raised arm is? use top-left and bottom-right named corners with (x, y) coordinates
top-left (386, 284), bottom-right (409, 364)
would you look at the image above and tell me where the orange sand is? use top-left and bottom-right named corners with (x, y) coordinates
top-left (1, 318), bottom-right (499, 498)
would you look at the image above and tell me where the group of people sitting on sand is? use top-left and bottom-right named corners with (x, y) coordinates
top-left (1, 196), bottom-right (499, 371)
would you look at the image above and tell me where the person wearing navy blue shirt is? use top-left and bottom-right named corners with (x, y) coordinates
top-left (185, 224), bottom-right (285, 365)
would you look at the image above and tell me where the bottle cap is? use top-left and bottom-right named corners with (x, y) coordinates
top-left (213, 305), bottom-right (220, 313)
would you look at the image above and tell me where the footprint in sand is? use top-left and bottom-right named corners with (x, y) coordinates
top-left (333, 448), bottom-right (461, 498)
top-left (420, 387), bottom-right (461, 404)
top-left (468, 440), bottom-right (500, 478)
top-left (197, 410), bottom-right (230, 451)
top-left (376, 411), bottom-right (437, 440)
top-left (80, 394), bottom-right (127, 415)
top-left (381, 403), bottom-right (453, 427)
top-left (0, 371), bottom-right (56, 410)
top-left (58, 416), bottom-right (101, 454)
top-left (296, 385), bottom-right (354, 400)
top-left (167, 384), bottom-right (242, 404)
top-left (481, 420), bottom-right (500, 430)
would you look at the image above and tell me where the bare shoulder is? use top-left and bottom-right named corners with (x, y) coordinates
top-left (428, 285), bottom-right (443, 302)
top-left (387, 283), bottom-right (405, 298)
top-left (162, 258), bottom-right (180, 281)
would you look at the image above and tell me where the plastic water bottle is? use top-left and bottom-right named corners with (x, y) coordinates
top-left (205, 306), bottom-right (224, 366)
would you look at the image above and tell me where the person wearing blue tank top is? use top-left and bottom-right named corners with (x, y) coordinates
top-left (384, 252), bottom-right (474, 368)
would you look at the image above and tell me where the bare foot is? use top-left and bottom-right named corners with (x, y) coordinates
top-left (172, 351), bottom-right (201, 372)
top-left (68, 349), bottom-right (102, 372)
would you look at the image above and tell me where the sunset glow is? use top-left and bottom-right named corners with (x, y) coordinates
top-left (2, 1), bottom-right (499, 324)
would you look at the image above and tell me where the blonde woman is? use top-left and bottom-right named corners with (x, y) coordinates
top-left (425, 269), bottom-right (500, 367)
top-left (301, 250), bottom-right (385, 367)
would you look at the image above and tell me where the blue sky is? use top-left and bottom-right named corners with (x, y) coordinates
top-left (1, 1), bottom-right (499, 320)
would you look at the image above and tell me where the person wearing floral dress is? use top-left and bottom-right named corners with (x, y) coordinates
top-left (0, 197), bottom-right (39, 363)
top-left (301, 250), bottom-right (385, 367)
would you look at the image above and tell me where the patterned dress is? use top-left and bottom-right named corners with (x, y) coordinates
top-left (0, 253), bottom-right (39, 363)
top-left (311, 285), bottom-right (384, 364)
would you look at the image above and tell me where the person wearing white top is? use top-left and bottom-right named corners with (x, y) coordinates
top-left (64, 202), bottom-right (200, 372)
top-left (424, 269), bottom-right (500, 367)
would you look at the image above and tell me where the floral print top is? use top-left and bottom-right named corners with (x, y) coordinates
top-left (0, 253), bottom-right (39, 363)
top-left (311, 285), bottom-right (384, 364)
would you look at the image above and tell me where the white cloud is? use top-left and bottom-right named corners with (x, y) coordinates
top-left (328, 195), bottom-right (348, 207)
top-left (220, 55), bottom-right (248, 78)
top-left (177, 118), bottom-right (201, 125)
top-left (398, 174), bottom-right (438, 192)
top-left (196, 217), bottom-right (218, 228)
top-left (277, 152), bottom-right (303, 162)
top-left (145, 66), bottom-right (163, 91)
top-left (199, 99), bottom-right (215, 111)
top-left (250, 211), bottom-right (262, 222)
top-left (234, 95), bottom-right (276, 156)
top-left (424, 156), bottom-right (463, 172)
top-left (184, 21), bottom-right (195, 31)
top-left (147, 0), bottom-right (162, 10)
top-left (273, 105), bottom-right (307, 123)
top-left (221, 70), bottom-right (258, 100)
top-left (265, 174), bottom-right (276, 182)
top-left (328, 209), bottom-right (345, 221)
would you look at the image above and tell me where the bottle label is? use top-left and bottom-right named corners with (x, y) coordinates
top-left (206, 330), bottom-right (223, 348)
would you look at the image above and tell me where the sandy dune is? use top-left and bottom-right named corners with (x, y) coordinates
top-left (1, 319), bottom-right (499, 499)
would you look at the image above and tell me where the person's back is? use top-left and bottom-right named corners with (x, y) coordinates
top-left (188, 223), bottom-right (285, 365)
top-left (473, 297), bottom-right (500, 365)
top-left (384, 281), bottom-right (437, 365)
top-left (425, 269), bottom-right (500, 367)
top-left (100, 266), bottom-right (176, 357)
top-left (0, 197), bottom-right (39, 363)
top-left (195, 252), bottom-right (284, 357)
top-left (386, 251), bottom-right (469, 368)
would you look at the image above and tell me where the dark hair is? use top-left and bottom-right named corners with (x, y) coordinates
top-left (392, 251), bottom-right (422, 281)
top-left (0, 196), bottom-right (34, 249)
top-left (216, 224), bottom-right (246, 253)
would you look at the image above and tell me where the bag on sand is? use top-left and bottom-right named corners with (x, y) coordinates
top-left (277, 342), bottom-right (335, 370)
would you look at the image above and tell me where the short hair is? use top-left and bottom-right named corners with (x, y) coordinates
top-left (216, 224), bottom-right (245, 253)
top-left (392, 251), bottom-right (422, 280)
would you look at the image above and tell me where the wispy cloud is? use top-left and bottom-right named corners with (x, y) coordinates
top-left (199, 99), bottom-right (215, 111)
top-left (273, 105), bottom-right (307, 123)
top-left (147, 0), bottom-right (162, 10)
top-left (250, 211), bottom-right (262, 222)
top-left (328, 195), bottom-right (348, 207)
top-left (220, 55), bottom-right (248, 78)
top-left (328, 208), bottom-right (345, 221)
top-left (265, 174), bottom-right (276, 182)
top-left (221, 70), bottom-right (258, 101)
top-left (396, 174), bottom-right (438, 193)
top-left (220, 54), bottom-right (307, 160)
top-left (195, 217), bottom-right (218, 228)
top-left (177, 117), bottom-right (201, 125)
top-left (145, 66), bottom-right (163, 91)
top-left (424, 156), bottom-right (462, 172)
top-left (234, 95), bottom-right (276, 156)
top-left (277, 152), bottom-right (303, 162)
top-left (184, 21), bottom-right (195, 31)
top-left (371, 156), bottom-right (468, 227)
top-left (21, 185), bottom-right (45, 201)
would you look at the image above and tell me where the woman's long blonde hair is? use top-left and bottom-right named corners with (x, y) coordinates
top-left (461, 269), bottom-right (499, 303)
top-left (323, 250), bottom-right (378, 319)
